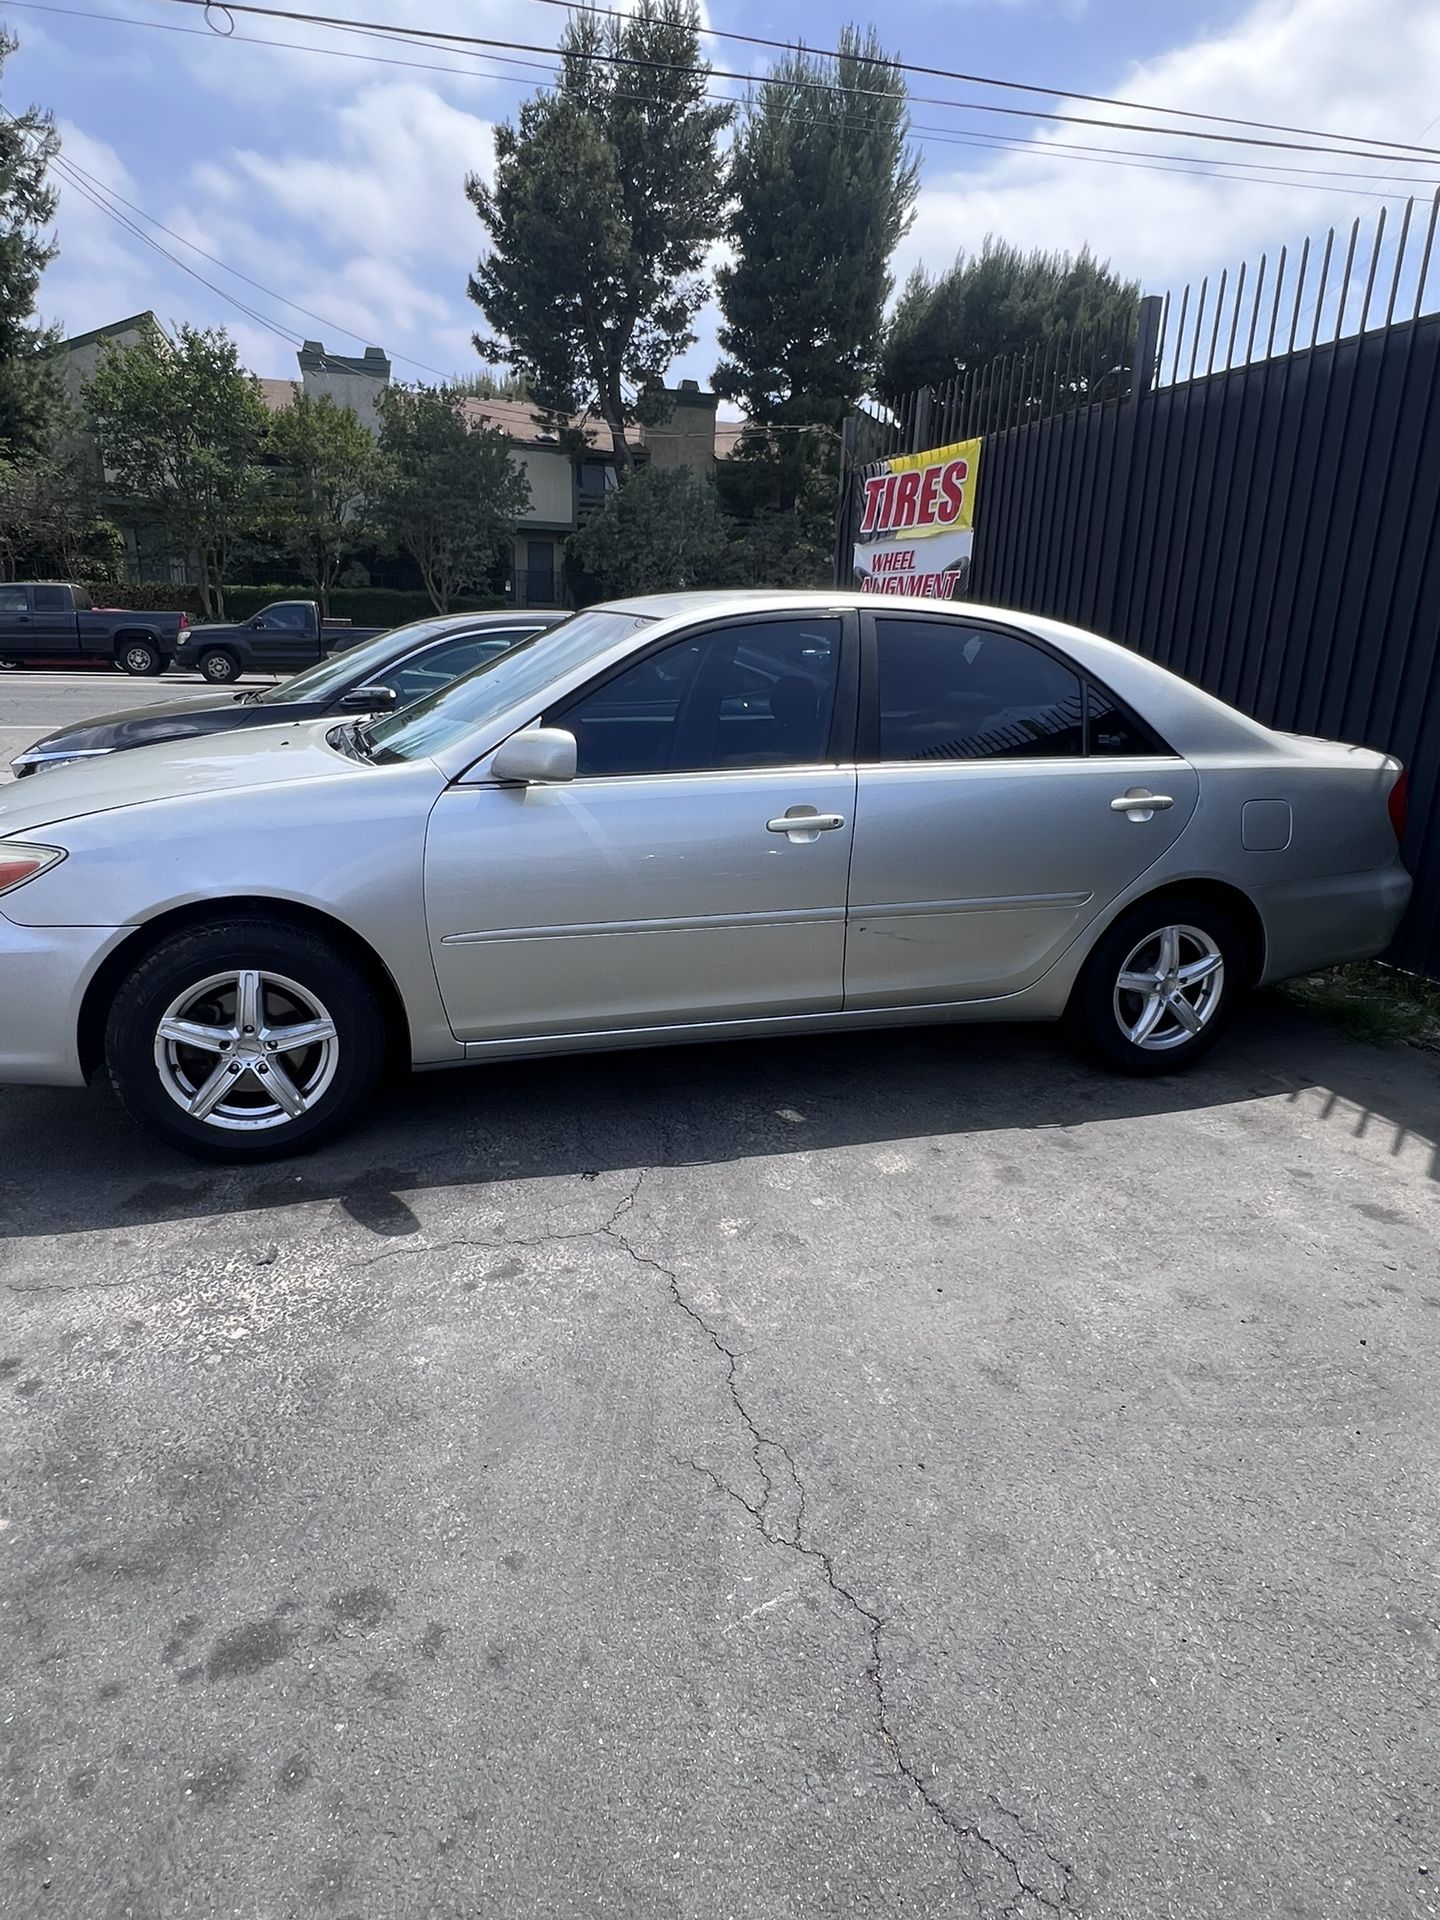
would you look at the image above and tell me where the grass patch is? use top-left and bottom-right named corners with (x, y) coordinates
top-left (1279, 962), bottom-right (1440, 1050)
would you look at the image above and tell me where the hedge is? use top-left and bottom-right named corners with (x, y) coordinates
top-left (86, 583), bottom-right (508, 625)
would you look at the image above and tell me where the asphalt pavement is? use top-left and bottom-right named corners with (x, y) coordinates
top-left (1, 669), bottom-right (1439, 1919)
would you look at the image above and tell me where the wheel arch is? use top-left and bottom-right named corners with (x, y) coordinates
top-left (111, 625), bottom-right (162, 647)
top-left (77, 897), bottom-right (413, 1080)
top-left (1075, 876), bottom-right (1267, 1000)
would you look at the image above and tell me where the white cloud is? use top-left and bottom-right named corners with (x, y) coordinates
top-left (899, 0), bottom-right (1440, 310)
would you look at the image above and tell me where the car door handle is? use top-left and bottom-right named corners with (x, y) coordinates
top-left (767, 811), bottom-right (846, 834)
top-left (1111, 792), bottom-right (1174, 813)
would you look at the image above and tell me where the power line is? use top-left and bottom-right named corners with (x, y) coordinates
top-left (54, 141), bottom-right (452, 376)
top-left (136, 0), bottom-right (1440, 169)
top-left (13, 0), bottom-right (1437, 203)
top-left (517, 0), bottom-right (1440, 162)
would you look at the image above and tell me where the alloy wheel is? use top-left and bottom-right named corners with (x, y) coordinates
top-left (152, 968), bottom-right (340, 1131)
top-left (1112, 923), bottom-right (1226, 1052)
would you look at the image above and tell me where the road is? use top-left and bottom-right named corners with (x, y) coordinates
top-left (0, 668), bottom-right (279, 777)
top-left (2, 670), bottom-right (1438, 1919)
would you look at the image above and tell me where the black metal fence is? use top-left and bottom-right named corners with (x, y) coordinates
top-left (839, 193), bottom-right (1440, 980)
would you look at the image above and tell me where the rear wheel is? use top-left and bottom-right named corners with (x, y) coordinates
top-left (1068, 893), bottom-right (1247, 1075)
top-left (117, 637), bottom-right (163, 676)
top-left (105, 919), bottom-right (385, 1160)
top-left (198, 647), bottom-right (240, 684)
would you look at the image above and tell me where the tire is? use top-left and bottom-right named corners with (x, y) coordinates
top-left (1067, 892), bottom-right (1247, 1076)
top-left (105, 919), bottom-right (386, 1161)
top-left (198, 647), bottom-right (240, 684)
top-left (117, 637), bottom-right (163, 676)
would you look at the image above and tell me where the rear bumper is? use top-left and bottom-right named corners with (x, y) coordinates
top-left (1252, 862), bottom-right (1413, 985)
top-left (0, 915), bottom-right (130, 1085)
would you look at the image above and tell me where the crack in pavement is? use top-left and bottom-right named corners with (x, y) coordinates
top-left (605, 1173), bottom-right (1078, 1918)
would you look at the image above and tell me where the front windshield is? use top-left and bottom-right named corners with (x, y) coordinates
top-left (253, 615), bottom-right (490, 706)
top-left (366, 608), bottom-right (654, 763)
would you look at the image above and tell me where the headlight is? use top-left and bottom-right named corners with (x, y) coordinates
top-left (0, 843), bottom-right (66, 895)
top-left (9, 747), bottom-right (115, 777)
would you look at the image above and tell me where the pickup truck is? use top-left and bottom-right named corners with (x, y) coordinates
top-left (0, 581), bottom-right (189, 675)
top-left (174, 599), bottom-right (387, 684)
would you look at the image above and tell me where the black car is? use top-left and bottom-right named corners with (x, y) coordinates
top-left (10, 610), bottom-right (566, 777)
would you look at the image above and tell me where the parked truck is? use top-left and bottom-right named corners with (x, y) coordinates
top-left (175, 600), bottom-right (388, 683)
top-left (0, 582), bottom-right (189, 675)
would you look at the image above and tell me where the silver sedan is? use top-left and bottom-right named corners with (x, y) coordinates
top-left (0, 591), bottom-right (1411, 1160)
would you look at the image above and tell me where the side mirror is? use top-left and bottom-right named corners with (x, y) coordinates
top-left (340, 683), bottom-right (396, 712)
top-left (249, 615), bottom-right (266, 630)
top-left (490, 725), bottom-right (577, 785)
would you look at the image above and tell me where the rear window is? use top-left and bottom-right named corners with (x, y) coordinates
top-left (33, 585), bottom-right (70, 612)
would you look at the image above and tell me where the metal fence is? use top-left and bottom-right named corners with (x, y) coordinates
top-left (839, 192), bottom-right (1440, 980)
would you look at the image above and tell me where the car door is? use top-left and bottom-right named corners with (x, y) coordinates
top-left (249, 604), bottom-right (315, 670)
top-left (0, 583), bottom-right (33, 655)
top-left (424, 612), bottom-right (858, 1043)
top-left (844, 612), bottom-right (1200, 1007)
top-left (29, 585), bottom-right (78, 657)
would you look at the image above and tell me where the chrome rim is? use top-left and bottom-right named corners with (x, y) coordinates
top-left (124, 646), bottom-right (153, 673)
top-left (152, 969), bottom-right (340, 1131)
top-left (1113, 924), bottom-right (1225, 1052)
top-left (203, 654), bottom-right (235, 682)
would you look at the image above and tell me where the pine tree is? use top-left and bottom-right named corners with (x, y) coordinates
top-left (467, 0), bottom-right (730, 468)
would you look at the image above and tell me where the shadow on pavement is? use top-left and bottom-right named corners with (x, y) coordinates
top-left (1, 996), bottom-right (1436, 1243)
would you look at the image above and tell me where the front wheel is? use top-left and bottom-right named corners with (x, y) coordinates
top-left (117, 637), bottom-right (164, 676)
top-left (198, 647), bottom-right (240, 684)
top-left (106, 919), bottom-right (385, 1160)
top-left (1068, 894), bottom-right (1247, 1075)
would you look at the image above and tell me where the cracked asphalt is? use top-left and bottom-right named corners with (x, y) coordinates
top-left (2, 1004), bottom-right (1439, 1919)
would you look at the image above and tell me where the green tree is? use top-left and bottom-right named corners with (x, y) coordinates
top-left (263, 392), bottom-right (378, 614)
top-left (375, 383), bottom-right (531, 612)
top-left (84, 324), bottom-right (268, 617)
top-left (0, 442), bottom-right (120, 580)
top-left (880, 239), bottom-right (1140, 397)
top-left (0, 29), bottom-right (62, 463)
top-left (569, 464), bottom-right (724, 600)
top-left (716, 27), bottom-right (917, 439)
top-left (467, 0), bottom-right (730, 468)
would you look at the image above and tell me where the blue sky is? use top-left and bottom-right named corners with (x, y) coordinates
top-left (8, 0), bottom-right (1440, 390)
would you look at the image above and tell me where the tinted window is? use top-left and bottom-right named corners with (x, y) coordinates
top-left (264, 603), bottom-right (310, 631)
top-left (876, 618), bottom-right (1083, 762)
top-left (386, 633), bottom-right (520, 707)
top-left (32, 585), bottom-right (68, 611)
top-left (1086, 685), bottom-right (1168, 757)
top-left (0, 585), bottom-right (29, 613)
top-left (550, 617), bottom-right (841, 778)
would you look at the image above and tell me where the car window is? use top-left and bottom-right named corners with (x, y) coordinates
top-left (366, 609), bottom-right (651, 763)
top-left (255, 619), bottom-right (541, 707)
top-left (386, 633), bottom-right (519, 707)
top-left (548, 617), bottom-right (842, 778)
top-left (875, 618), bottom-right (1084, 762)
top-left (32, 585), bottom-right (68, 612)
top-left (1085, 685), bottom-right (1169, 757)
top-left (0, 585), bottom-right (29, 613)
top-left (266, 603), bottom-right (310, 631)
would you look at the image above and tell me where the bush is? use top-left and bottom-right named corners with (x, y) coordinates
top-left (86, 582), bottom-right (508, 625)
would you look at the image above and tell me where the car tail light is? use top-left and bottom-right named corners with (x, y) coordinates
top-left (1387, 768), bottom-right (1409, 842)
top-left (0, 843), bottom-right (66, 896)
top-left (179, 613), bottom-right (189, 631)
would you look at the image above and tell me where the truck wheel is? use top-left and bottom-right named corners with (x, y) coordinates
top-left (106, 918), bottom-right (385, 1161)
top-left (117, 637), bottom-right (164, 676)
top-left (198, 648), bottom-right (240, 684)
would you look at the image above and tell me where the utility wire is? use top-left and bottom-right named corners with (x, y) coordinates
top-left (12, 1), bottom-right (1438, 202)
top-left (132, 0), bottom-right (1440, 168)
top-left (517, 0), bottom-right (1440, 161)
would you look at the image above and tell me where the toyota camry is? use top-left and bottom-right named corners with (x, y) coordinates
top-left (0, 591), bottom-right (1410, 1160)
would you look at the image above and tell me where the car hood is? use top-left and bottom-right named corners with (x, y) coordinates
top-left (0, 717), bottom-right (365, 835)
top-left (23, 690), bottom-right (255, 756)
